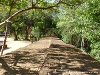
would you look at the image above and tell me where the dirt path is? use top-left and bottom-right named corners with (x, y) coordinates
top-left (0, 37), bottom-right (31, 55)
top-left (0, 37), bottom-right (100, 75)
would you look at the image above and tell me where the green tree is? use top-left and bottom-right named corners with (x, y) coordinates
top-left (56, 0), bottom-right (100, 61)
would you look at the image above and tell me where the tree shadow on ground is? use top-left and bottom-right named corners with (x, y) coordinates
top-left (0, 50), bottom-right (41, 75)
top-left (0, 43), bottom-right (100, 75)
top-left (45, 44), bottom-right (100, 75)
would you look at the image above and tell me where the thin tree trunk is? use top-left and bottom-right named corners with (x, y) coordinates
top-left (81, 37), bottom-right (84, 51)
top-left (0, 25), bottom-right (8, 56)
top-left (0, 6), bottom-right (12, 56)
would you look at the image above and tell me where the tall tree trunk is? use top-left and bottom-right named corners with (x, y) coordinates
top-left (25, 26), bottom-right (30, 40)
top-left (25, 26), bottom-right (28, 40)
top-left (14, 31), bottom-right (18, 40)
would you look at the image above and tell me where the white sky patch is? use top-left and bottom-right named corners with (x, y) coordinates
top-left (50, 0), bottom-right (55, 3)
top-left (45, 0), bottom-right (55, 3)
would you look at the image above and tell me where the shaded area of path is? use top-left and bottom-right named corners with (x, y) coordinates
top-left (0, 37), bottom-right (100, 75)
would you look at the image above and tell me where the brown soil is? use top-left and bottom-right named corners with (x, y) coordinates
top-left (0, 37), bottom-right (100, 75)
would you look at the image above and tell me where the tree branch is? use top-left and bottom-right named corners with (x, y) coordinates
top-left (0, 0), bottom-right (61, 26)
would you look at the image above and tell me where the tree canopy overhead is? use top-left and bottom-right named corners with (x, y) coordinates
top-left (0, 0), bottom-right (86, 26)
